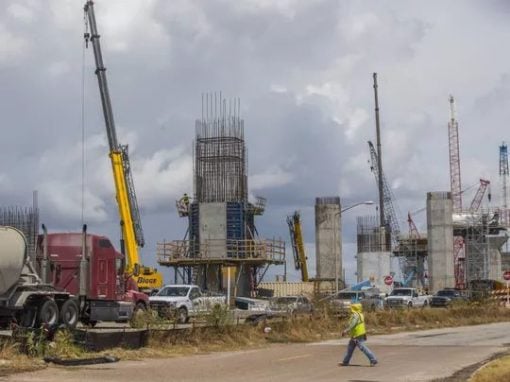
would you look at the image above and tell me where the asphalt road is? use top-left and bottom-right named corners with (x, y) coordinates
top-left (4, 322), bottom-right (510, 382)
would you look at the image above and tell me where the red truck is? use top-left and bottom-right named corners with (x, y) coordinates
top-left (0, 225), bottom-right (147, 329)
top-left (35, 225), bottom-right (148, 327)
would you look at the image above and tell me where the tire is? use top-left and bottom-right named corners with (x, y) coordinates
top-left (37, 299), bottom-right (59, 327)
top-left (407, 302), bottom-right (413, 309)
top-left (19, 306), bottom-right (37, 328)
top-left (60, 299), bottom-right (79, 330)
top-left (422, 300), bottom-right (428, 308)
top-left (176, 307), bottom-right (188, 324)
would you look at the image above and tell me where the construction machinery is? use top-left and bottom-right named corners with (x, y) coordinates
top-left (367, 140), bottom-right (402, 247)
top-left (0, 225), bottom-right (147, 329)
top-left (469, 179), bottom-right (491, 212)
top-left (84, 1), bottom-right (163, 292)
top-left (287, 211), bottom-right (309, 282)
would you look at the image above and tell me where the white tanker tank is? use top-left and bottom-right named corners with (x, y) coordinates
top-left (0, 226), bottom-right (27, 295)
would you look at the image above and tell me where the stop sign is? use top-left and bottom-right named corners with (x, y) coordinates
top-left (384, 275), bottom-right (393, 285)
top-left (503, 271), bottom-right (510, 281)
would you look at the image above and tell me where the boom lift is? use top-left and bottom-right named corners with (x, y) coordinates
top-left (84, 1), bottom-right (163, 292)
top-left (287, 211), bottom-right (309, 282)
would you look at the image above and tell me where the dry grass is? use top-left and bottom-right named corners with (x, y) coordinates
top-left (469, 354), bottom-right (510, 382)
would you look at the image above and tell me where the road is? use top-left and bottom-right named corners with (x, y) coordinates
top-left (4, 322), bottom-right (510, 382)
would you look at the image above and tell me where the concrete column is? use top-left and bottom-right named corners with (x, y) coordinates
top-left (427, 192), bottom-right (454, 291)
top-left (315, 197), bottom-right (341, 283)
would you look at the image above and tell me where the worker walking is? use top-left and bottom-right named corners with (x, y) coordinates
top-left (339, 303), bottom-right (378, 367)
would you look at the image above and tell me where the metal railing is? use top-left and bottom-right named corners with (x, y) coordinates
top-left (157, 238), bottom-right (285, 263)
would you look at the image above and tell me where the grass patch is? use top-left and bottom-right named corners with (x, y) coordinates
top-left (469, 354), bottom-right (510, 382)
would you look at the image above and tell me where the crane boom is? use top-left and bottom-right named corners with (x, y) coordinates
top-left (368, 141), bottom-right (401, 245)
top-left (84, 1), bottom-right (161, 291)
top-left (286, 211), bottom-right (309, 282)
top-left (469, 179), bottom-right (490, 212)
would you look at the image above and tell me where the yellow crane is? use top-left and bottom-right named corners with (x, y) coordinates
top-left (287, 211), bottom-right (309, 282)
top-left (84, 1), bottom-right (163, 292)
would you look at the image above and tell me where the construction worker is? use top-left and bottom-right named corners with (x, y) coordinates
top-left (181, 193), bottom-right (190, 207)
top-left (178, 193), bottom-right (190, 214)
top-left (339, 303), bottom-right (378, 367)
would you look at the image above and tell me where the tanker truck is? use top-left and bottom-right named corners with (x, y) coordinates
top-left (0, 225), bottom-right (147, 329)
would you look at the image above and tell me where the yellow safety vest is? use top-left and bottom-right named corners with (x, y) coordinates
top-left (350, 312), bottom-right (366, 338)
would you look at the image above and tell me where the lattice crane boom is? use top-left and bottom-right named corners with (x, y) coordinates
top-left (449, 96), bottom-right (463, 213)
top-left (368, 141), bottom-right (401, 245)
top-left (469, 179), bottom-right (490, 212)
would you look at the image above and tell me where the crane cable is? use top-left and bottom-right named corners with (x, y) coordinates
top-left (81, 12), bottom-right (89, 226)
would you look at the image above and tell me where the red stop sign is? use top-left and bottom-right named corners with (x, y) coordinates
top-left (503, 271), bottom-right (510, 281)
top-left (384, 275), bottom-right (393, 285)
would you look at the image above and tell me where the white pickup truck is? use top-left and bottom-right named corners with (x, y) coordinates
top-left (149, 284), bottom-right (226, 323)
top-left (384, 288), bottom-right (430, 308)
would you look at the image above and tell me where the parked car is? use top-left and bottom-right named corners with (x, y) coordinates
top-left (385, 288), bottom-right (431, 308)
top-left (269, 296), bottom-right (314, 315)
top-left (149, 284), bottom-right (226, 323)
top-left (329, 289), bottom-right (384, 315)
top-left (430, 288), bottom-right (469, 307)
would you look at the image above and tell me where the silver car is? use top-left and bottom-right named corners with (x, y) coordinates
top-left (269, 296), bottom-right (314, 315)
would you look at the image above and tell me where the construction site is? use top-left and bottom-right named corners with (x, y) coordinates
top-left (2, 2), bottom-right (510, 381)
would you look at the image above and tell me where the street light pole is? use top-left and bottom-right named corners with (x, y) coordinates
top-left (334, 201), bottom-right (374, 294)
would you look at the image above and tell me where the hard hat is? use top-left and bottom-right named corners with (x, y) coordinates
top-left (350, 303), bottom-right (363, 313)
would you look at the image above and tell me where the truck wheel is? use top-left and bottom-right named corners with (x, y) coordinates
top-left (176, 307), bottom-right (188, 324)
top-left (37, 299), bottom-right (59, 327)
top-left (407, 302), bottom-right (413, 309)
top-left (19, 306), bottom-right (37, 328)
top-left (422, 300), bottom-right (428, 308)
top-left (60, 299), bottom-right (79, 330)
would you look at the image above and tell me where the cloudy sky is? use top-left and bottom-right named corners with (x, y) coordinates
top-left (0, 0), bottom-right (508, 284)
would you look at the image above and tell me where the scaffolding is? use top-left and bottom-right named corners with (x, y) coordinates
top-left (455, 209), bottom-right (508, 286)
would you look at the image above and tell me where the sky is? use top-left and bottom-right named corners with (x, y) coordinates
top-left (0, 0), bottom-right (509, 285)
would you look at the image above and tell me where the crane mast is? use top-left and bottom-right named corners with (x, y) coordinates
top-left (84, 1), bottom-right (161, 291)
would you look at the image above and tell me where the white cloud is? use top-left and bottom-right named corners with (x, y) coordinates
top-left (7, 3), bottom-right (35, 23)
top-left (0, 23), bottom-right (29, 64)
top-left (250, 166), bottom-right (294, 191)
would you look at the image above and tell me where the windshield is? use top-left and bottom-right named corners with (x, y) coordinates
top-left (390, 289), bottom-right (412, 296)
top-left (156, 286), bottom-right (189, 297)
top-left (437, 290), bottom-right (458, 297)
top-left (337, 292), bottom-right (358, 300)
top-left (272, 297), bottom-right (297, 304)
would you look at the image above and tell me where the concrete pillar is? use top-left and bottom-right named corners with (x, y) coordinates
top-left (487, 235), bottom-right (506, 281)
top-left (427, 192), bottom-right (454, 291)
top-left (315, 197), bottom-right (341, 284)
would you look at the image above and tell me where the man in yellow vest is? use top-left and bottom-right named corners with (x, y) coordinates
top-left (339, 303), bottom-right (378, 366)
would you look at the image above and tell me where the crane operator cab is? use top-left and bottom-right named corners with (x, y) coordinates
top-left (176, 193), bottom-right (190, 217)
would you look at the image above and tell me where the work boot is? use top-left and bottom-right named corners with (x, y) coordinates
top-left (370, 360), bottom-right (378, 367)
top-left (338, 362), bottom-right (349, 367)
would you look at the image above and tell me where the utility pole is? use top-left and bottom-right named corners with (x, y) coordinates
top-left (373, 73), bottom-right (385, 228)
